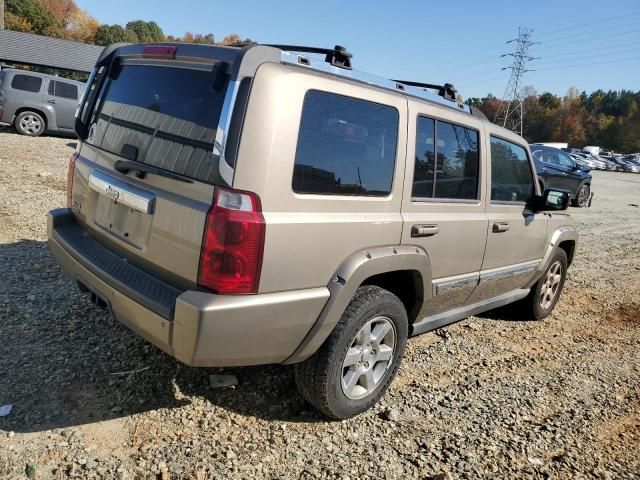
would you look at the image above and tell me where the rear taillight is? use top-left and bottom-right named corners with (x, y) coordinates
top-left (66, 151), bottom-right (79, 208)
top-left (198, 187), bottom-right (266, 294)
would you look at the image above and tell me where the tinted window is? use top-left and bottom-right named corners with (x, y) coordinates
top-left (412, 117), bottom-right (479, 200)
top-left (87, 64), bottom-right (228, 184)
top-left (412, 117), bottom-right (435, 197)
top-left (49, 80), bottom-right (78, 100)
top-left (434, 122), bottom-right (479, 199)
top-left (11, 74), bottom-right (42, 93)
top-left (532, 146), bottom-right (574, 169)
top-left (293, 90), bottom-right (399, 196)
top-left (490, 137), bottom-right (534, 202)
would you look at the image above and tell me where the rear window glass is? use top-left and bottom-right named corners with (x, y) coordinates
top-left (48, 80), bottom-right (79, 100)
top-left (293, 90), bottom-right (399, 196)
top-left (11, 74), bottom-right (42, 93)
top-left (87, 64), bottom-right (227, 184)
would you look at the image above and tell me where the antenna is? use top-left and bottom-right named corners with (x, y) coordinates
top-left (495, 27), bottom-right (539, 136)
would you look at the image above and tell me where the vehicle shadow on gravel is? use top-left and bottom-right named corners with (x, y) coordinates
top-left (0, 240), bottom-right (321, 434)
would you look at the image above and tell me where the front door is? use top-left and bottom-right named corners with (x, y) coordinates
top-left (469, 135), bottom-right (548, 302)
top-left (401, 108), bottom-right (488, 318)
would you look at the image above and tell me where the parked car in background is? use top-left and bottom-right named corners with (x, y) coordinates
top-left (570, 154), bottom-right (592, 171)
top-left (530, 145), bottom-right (593, 207)
top-left (611, 157), bottom-right (640, 173)
top-left (574, 152), bottom-right (605, 170)
top-left (0, 69), bottom-right (84, 137)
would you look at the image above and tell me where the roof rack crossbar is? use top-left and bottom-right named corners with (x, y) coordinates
top-left (266, 44), bottom-right (353, 70)
top-left (392, 80), bottom-right (458, 102)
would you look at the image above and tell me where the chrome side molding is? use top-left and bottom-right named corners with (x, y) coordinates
top-left (88, 170), bottom-right (156, 214)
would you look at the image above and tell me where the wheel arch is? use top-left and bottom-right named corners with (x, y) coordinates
top-left (283, 245), bottom-right (432, 364)
top-left (14, 105), bottom-right (55, 130)
top-left (527, 225), bottom-right (578, 288)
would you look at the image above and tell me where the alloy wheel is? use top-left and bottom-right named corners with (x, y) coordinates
top-left (540, 260), bottom-right (563, 310)
top-left (19, 114), bottom-right (42, 135)
top-left (341, 316), bottom-right (396, 400)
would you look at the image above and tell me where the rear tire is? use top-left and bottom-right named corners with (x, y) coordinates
top-left (514, 249), bottom-right (568, 320)
top-left (15, 111), bottom-right (45, 137)
top-left (572, 184), bottom-right (590, 207)
top-left (294, 285), bottom-right (408, 419)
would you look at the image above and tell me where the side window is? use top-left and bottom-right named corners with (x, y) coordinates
top-left (48, 80), bottom-right (79, 100)
top-left (292, 90), bottom-right (399, 196)
top-left (412, 117), bottom-right (435, 198)
top-left (556, 151), bottom-right (575, 169)
top-left (490, 136), bottom-right (535, 203)
top-left (412, 116), bottom-right (479, 200)
top-left (53, 81), bottom-right (79, 100)
top-left (11, 74), bottom-right (42, 93)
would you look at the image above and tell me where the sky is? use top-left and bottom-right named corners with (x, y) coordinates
top-left (76, 0), bottom-right (640, 100)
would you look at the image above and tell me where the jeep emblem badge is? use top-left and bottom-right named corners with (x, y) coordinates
top-left (105, 185), bottom-right (120, 201)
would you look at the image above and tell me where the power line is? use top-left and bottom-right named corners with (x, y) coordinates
top-left (535, 10), bottom-right (640, 36)
top-left (495, 28), bottom-right (537, 136)
top-left (539, 40), bottom-right (640, 59)
top-left (533, 55), bottom-right (640, 71)
top-left (538, 22), bottom-right (640, 44)
top-left (536, 28), bottom-right (640, 50)
top-left (530, 47), bottom-right (640, 66)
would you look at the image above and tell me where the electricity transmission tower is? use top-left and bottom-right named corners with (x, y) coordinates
top-left (495, 27), bottom-right (538, 136)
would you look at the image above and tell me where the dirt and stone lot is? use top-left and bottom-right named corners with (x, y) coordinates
top-left (0, 129), bottom-right (638, 479)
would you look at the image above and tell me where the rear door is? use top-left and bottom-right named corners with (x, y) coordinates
top-left (468, 134), bottom-right (547, 302)
top-left (43, 79), bottom-right (80, 129)
top-left (71, 56), bottom-right (231, 290)
top-left (401, 104), bottom-right (488, 317)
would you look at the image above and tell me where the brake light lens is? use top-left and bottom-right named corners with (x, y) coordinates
top-left (66, 151), bottom-right (79, 208)
top-left (198, 188), bottom-right (266, 294)
top-left (142, 45), bottom-right (177, 59)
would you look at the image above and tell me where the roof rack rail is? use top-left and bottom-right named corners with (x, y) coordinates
top-left (265, 44), bottom-right (353, 70)
top-left (392, 80), bottom-right (458, 102)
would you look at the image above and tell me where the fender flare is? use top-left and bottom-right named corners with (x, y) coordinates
top-left (526, 225), bottom-right (578, 288)
top-left (15, 103), bottom-right (57, 130)
top-left (284, 245), bottom-right (432, 364)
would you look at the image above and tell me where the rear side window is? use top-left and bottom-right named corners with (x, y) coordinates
top-left (11, 74), bottom-right (42, 93)
top-left (412, 116), bottom-right (479, 200)
top-left (293, 90), bottom-right (399, 196)
top-left (48, 80), bottom-right (79, 100)
top-left (490, 136), bottom-right (534, 202)
top-left (87, 64), bottom-right (228, 184)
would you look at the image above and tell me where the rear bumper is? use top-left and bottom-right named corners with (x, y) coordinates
top-left (48, 208), bottom-right (329, 367)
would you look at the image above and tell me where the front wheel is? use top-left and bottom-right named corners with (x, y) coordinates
top-left (572, 184), bottom-right (590, 207)
top-left (514, 249), bottom-right (568, 320)
top-left (294, 285), bottom-right (408, 419)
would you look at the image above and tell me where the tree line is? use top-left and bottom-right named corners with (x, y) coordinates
top-left (4, 0), bottom-right (254, 47)
top-left (466, 87), bottom-right (640, 154)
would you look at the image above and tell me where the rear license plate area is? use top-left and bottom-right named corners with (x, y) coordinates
top-left (94, 195), bottom-right (152, 248)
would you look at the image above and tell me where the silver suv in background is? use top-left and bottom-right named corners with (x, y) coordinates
top-left (0, 68), bottom-right (85, 136)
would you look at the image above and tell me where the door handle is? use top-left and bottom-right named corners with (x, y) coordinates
top-left (47, 99), bottom-right (56, 104)
top-left (493, 222), bottom-right (510, 232)
top-left (411, 224), bottom-right (439, 237)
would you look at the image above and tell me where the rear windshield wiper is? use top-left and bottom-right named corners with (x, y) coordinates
top-left (114, 160), bottom-right (194, 184)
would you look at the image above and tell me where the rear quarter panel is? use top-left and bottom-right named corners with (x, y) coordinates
top-left (233, 63), bottom-right (408, 293)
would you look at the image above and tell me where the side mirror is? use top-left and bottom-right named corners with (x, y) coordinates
top-left (534, 189), bottom-right (570, 212)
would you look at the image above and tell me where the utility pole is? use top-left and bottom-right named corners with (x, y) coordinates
top-left (495, 27), bottom-right (538, 136)
top-left (0, 0), bottom-right (5, 30)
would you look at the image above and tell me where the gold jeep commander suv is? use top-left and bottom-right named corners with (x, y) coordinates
top-left (49, 43), bottom-right (577, 419)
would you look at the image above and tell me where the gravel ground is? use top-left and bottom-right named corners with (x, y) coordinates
top-left (0, 129), bottom-right (638, 480)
